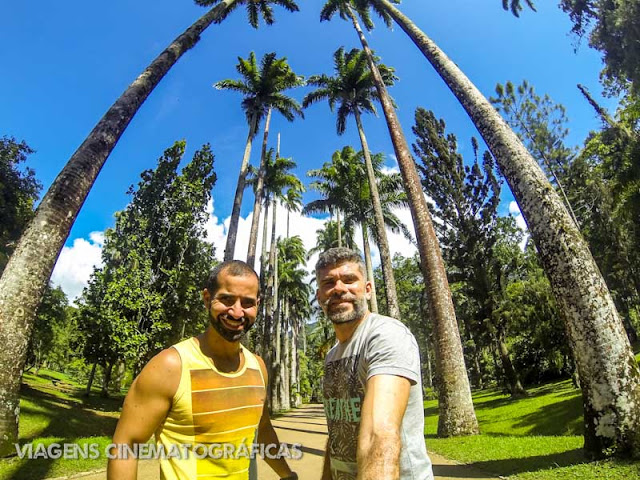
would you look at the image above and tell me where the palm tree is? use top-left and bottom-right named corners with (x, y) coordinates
top-left (307, 221), bottom-right (357, 257)
top-left (356, 0), bottom-right (640, 457)
top-left (0, 0), bottom-right (300, 455)
top-left (278, 236), bottom-right (312, 408)
top-left (215, 52), bottom-right (304, 261)
top-left (306, 146), bottom-right (411, 313)
top-left (260, 151), bottom-right (303, 411)
top-left (303, 46), bottom-right (401, 320)
top-left (282, 184), bottom-right (304, 238)
top-left (320, 0), bottom-right (479, 437)
top-left (304, 157), bottom-right (347, 247)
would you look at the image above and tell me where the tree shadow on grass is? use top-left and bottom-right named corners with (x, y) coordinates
top-left (2, 384), bottom-right (121, 480)
top-left (468, 448), bottom-right (585, 476)
top-left (512, 395), bottom-right (583, 436)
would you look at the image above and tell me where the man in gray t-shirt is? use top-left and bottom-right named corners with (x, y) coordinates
top-left (316, 248), bottom-right (433, 480)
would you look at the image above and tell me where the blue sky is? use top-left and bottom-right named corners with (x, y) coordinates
top-left (1, 0), bottom-right (615, 299)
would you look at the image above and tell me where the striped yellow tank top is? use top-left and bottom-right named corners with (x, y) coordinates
top-left (155, 337), bottom-right (266, 480)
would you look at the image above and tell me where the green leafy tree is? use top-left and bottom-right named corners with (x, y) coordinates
top-left (78, 141), bottom-right (217, 396)
top-left (26, 285), bottom-right (69, 374)
top-left (413, 108), bottom-right (527, 397)
top-left (559, 0), bottom-right (640, 93)
top-left (0, 137), bottom-right (41, 275)
top-left (490, 80), bottom-right (579, 227)
top-left (493, 81), bottom-right (640, 343)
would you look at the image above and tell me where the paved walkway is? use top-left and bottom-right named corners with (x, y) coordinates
top-left (68, 404), bottom-right (499, 480)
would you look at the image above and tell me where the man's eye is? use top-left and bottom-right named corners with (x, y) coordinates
top-left (216, 297), bottom-right (235, 306)
top-left (241, 300), bottom-right (256, 308)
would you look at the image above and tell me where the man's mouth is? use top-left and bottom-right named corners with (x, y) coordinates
top-left (219, 315), bottom-right (246, 331)
top-left (328, 297), bottom-right (356, 308)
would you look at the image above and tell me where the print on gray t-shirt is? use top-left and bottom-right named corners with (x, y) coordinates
top-left (323, 313), bottom-right (434, 480)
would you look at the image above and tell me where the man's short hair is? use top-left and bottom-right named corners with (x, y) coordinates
top-left (315, 247), bottom-right (367, 278)
top-left (205, 260), bottom-right (260, 296)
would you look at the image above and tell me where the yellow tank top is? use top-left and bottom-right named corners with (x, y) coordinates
top-left (155, 338), bottom-right (266, 480)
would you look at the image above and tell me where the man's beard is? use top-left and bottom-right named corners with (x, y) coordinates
top-left (324, 295), bottom-right (367, 324)
top-left (209, 310), bottom-right (254, 342)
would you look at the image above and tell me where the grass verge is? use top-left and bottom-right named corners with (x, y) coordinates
top-left (0, 369), bottom-right (123, 480)
top-left (424, 379), bottom-right (640, 479)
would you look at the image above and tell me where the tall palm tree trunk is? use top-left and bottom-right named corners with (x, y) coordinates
top-left (247, 108), bottom-right (273, 267)
top-left (353, 109), bottom-right (400, 318)
top-left (224, 112), bottom-right (259, 260)
top-left (269, 200), bottom-right (282, 411)
top-left (361, 222), bottom-right (379, 313)
top-left (336, 209), bottom-right (342, 247)
top-left (260, 199), bottom-right (270, 288)
top-left (347, 6), bottom-right (479, 437)
top-left (0, 0), bottom-right (236, 455)
top-left (375, 0), bottom-right (640, 456)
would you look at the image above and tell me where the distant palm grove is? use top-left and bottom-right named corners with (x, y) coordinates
top-left (1, 0), bottom-right (640, 473)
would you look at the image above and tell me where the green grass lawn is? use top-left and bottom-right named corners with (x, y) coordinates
top-left (0, 369), bottom-right (124, 480)
top-left (424, 379), bottom-right (640, 479)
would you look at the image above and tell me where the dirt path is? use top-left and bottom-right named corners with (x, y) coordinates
top-left (66, 404), bottom-right (499, 480)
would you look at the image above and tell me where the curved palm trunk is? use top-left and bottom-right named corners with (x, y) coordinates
top-left (361, 221), bottom-right (379, 313)
top-left (224, 112), bottom-right (260, 260)
top-left (346, 6), bottom-right (479, 436)
top-left (376, 0), bottom-right (640, 455)
top-left (353, 109), bottom-right (400, 319)
top-left (247, 108), bottom-right (273, 267)
top-left (0, 1), bottom-right (235, 455)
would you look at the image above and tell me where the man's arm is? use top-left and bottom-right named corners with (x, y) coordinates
top-left (255, 356), bottom-right (297, 480)
top-left (106, 348), bottom-right (181, 480)
top-left (356, 374), bottom-right (411, 480)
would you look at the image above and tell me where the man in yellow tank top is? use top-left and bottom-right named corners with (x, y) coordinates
top-left (107, 260), bottom-right (298, 480)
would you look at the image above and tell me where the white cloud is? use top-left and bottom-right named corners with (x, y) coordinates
top-left (508, 201), bottom-right (530, 250)
top-left (50, 199), bottom-right (420, 304)
top-left (51, 231), bottom-right (104, 303)
top-left (380, 165), bottom-right (400, 176)
top-left (204, 198), bottom-right (327, 279)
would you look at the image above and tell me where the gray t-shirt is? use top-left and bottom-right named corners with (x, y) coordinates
top-left (323, 313), bottom-right (433, 480)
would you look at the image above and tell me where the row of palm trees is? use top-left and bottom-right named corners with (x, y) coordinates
top-left (0, 0), bottom-right (638, 458)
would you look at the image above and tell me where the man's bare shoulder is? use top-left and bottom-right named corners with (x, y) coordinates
top-left (132, 347), bottom-right (182, 399)
top-left (253, 353), bottom-right (268, 382)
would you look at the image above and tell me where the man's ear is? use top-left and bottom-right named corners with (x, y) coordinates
top-left (202, 288), bottom-right (211, 308)
top-left (364, 281), bottom-right (372, 300)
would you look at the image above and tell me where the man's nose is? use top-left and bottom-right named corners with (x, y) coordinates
top-left (228, 300), bottom-right (245, 319)
top-left (333, 280), bottom-right (348, 294)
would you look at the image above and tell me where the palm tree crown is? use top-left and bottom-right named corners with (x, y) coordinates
top-left (196, 0), bottom-right (300, 28)
top-left (215, 51), bottom-right (305, 132)
top-left (303, 47), bottom-right (396, 134)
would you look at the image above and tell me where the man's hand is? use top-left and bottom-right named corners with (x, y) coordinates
top-left (356, 374), bottom-right (411, 480)
top-left (255, 356), bottom-right (296, 480)
top-left (106, 348), bottom-right (181, 480)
